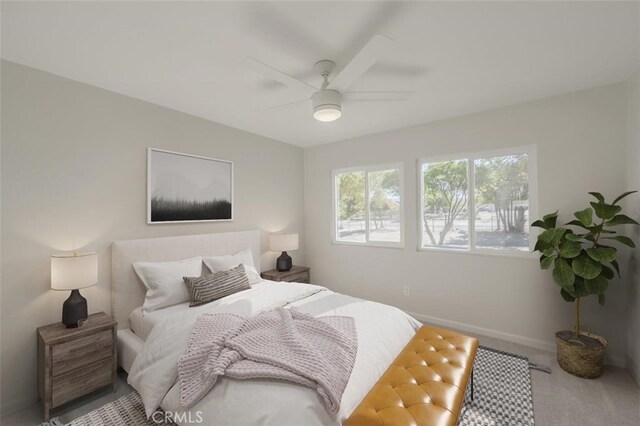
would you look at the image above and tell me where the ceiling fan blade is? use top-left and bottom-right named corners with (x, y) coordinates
top-left (343, 91), bottom-right (413, 101)
top-left (328, 34), bottom-right (394, 92)
top-left (242, 57), bottom-right (317, 95)
top-left (256, 99), bottom-right (310, 112)
top-left (368, 63), bottom-right (427, 78)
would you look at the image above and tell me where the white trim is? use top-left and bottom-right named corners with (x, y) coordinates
top-left (330, 240), bottom-right (406, 250)
top-left (407, 310), bottom-right (556, 352)
top-left (417, 246), bottom-right (538, 259)
top-left (147, 147), bottom-right (234, 224)
top-left (418, 144), bottom-right (538, 255)
top-left (364, 168), bottom-right (371, 243)
top-left (332, 162), bottom-right (405, 248)
top-left (406, 310), bottom-right (626, 368)
top-left (469, 158), bottom-right (476, 249)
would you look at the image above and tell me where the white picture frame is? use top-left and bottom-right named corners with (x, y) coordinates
top-left (147, 148), bottom-right (234, 224)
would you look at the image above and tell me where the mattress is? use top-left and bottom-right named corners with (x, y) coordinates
top-left (128, 280), bottom-right (273, 341)
top-left (128, 281), bottom-right (423, 425)
top-left (117, 329), bottom-right (144, 373)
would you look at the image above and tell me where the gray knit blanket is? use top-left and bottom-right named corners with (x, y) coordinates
top-left (177, 307), bottom-right (358, 413)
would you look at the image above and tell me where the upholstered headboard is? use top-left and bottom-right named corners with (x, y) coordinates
top-left (111, 230), bottom-right (261, 330)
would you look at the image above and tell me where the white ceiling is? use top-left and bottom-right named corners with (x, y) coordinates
top-left (2, 1), bottom-right (639, 147)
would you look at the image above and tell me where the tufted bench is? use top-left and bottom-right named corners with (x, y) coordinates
top-left (344, 326), bottom-right (478, 426)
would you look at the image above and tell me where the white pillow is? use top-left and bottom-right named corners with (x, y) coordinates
top-left (202, 249), bottom-right (261, 284)
top-left (133, 256), bottom-right (203, 312)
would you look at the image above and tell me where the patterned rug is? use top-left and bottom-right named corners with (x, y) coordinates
top-left (459, 346), bottom-right (535, 425)
top-left (61, 346), bottom-right (534, 426)
top-left (64, 393), bottom-right (174, 426)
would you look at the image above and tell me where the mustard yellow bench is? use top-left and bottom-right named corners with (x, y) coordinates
top-left (344, 326), bottom-right (478, 426)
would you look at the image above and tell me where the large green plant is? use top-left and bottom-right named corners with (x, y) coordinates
top-left (533, 191), bottom-right (639, 339)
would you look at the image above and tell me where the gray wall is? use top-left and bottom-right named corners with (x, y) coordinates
top-left (627, 69), bottom-right (640, 384)
top-left (304, 83), bottom-right (631, 366)
top-left (0, 61), bottom-right (305, 414)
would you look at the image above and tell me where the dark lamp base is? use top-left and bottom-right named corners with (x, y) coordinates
top-left (62, 289), bottom-right (88, 328)
top-left (276, 251), bottom-right (292, 272)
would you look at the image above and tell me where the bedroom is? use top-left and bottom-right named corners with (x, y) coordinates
top-left (1, 1), bottom-right (639, 425)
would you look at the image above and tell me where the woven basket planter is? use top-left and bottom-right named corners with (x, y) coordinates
top-left (556, 330), bottom-right (607, 379)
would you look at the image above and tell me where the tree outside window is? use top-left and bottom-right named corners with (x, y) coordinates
top-left (334, 166), bottom-right (403, 246)
top-left (421, 150), bottom-right (532, 251)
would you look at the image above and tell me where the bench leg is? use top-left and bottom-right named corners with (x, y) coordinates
top-left (471, 368), bottom-right (474, 401)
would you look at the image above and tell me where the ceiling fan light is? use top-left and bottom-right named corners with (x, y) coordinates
top-left (312, 89), bottom-right (343, 122)
top-left (313, 105), bottom-right (342, 122)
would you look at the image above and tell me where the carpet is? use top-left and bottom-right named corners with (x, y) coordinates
top-left (64, 393), bottom-right (174, 426)
top-left (459, 346), bottom-right (535, 425)
top-left (64, 346), bottom-right (535, 425)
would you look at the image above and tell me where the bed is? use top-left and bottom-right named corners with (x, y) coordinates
top-left (112, 231), bottom-right (423, 425)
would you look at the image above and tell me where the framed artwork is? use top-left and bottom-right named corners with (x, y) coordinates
top-left (147, 148), bottom-right (233, 223)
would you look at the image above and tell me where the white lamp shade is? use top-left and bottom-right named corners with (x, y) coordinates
top-left (269, 233), bottom-right (299, 252)
top-left (51, 252), bottom-right (98, 291)
top-left (313, 106), bottom-right (342, 122)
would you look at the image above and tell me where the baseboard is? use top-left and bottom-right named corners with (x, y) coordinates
top-left (405, 310), bottom-right (626, 368)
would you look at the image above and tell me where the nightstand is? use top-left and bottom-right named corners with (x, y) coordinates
top-left (261, 266), bottom-right (310, 283)
top-left (37, 312), bottom-right (117, 420)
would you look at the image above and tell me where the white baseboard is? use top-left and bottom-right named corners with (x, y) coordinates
top-left (405, 310), bottom-right (626, 368)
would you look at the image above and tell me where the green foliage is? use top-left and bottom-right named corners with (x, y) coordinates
top-left (422, 160), bottom-right (468, 246)
top-left (337, 172), bottom-right (365, 221)
top-left (590, 202), bottom-right (621, 220)
top-left (572, 253), bottom-right (602, 280)
top-left (533, 191), bottom-right (638, 336)
top-left (369, 169), bottom-right (400, 230)
top-left (422, 154), bottom-right (529, 246)
top-left (574, 208), bottom-right (593, 226)
top-left (338, 169), bottom-right (400, 232)
top-left (423, 161), bottom-right (467, 213)
top-left (602, 235), bottom-right (636, 248)
top-left (552, 258), bottom-right (575, 287)
top-left (475, 154), bottom-right (529, 234)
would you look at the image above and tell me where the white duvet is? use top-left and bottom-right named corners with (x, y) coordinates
top-left (128, 282), bottom-right (421, 426)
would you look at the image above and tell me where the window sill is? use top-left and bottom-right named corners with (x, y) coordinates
top-left (417, 246), bottom-right (538, 259)
top-left (332, 240), bottom-right (405, 250)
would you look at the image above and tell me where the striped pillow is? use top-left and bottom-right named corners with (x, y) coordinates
top-left (183, 264), bottom-right (251, 307)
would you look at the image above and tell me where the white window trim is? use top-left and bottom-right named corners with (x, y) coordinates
top-left (417, 145), bottom-right (538, 258)
top-left (332, 163), bottom-right (405, 249)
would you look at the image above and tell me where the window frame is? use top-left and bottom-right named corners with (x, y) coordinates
top-left (332, 162), bottom-right (405, 249)
top-left (417, 145), bottom-right (538, 258)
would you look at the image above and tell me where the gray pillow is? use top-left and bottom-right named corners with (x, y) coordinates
top-left (183, 264), bottom-right (251, 307)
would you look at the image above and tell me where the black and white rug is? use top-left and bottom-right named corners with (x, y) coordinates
top-left (459, 346), bottom-right (535, 425)
top-left (64, 393), bottom-right (174, 426)
top-left (55, 346), bottom-right (535, 426)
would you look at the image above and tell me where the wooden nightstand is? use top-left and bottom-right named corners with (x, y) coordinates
top-left (37, 312), bottom-right (117, 420)
top-left (261, 266), bottom-right (310, 283)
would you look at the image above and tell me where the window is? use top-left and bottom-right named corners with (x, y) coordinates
top-left (420, 146), bottom-right (536, 253)
top-left (333, 164), bottom-right (403, 247)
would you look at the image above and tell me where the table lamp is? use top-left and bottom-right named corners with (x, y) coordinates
top-left (51, 252), bottom-right (97, 328)
top-left (269, 233), bottom-right (299, 272)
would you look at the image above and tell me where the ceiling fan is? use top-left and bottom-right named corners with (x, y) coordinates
top-left (242, 34), bottom-right (413, 122)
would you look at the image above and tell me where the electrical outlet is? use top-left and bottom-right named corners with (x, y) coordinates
top-left (403, 286), bottom-right (410, 297)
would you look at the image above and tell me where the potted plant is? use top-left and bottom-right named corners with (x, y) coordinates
top-left (533, 191), bottom-right (638, 378)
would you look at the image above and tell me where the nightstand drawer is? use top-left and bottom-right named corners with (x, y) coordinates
top-left (52, 358), bottom-right (113, 407)
top-left (52, 329), bottom-right (112, 376)
top-left (286, 272), bottom-right (310, 283)
top-left (261, 266), bottom-right (310, 283)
